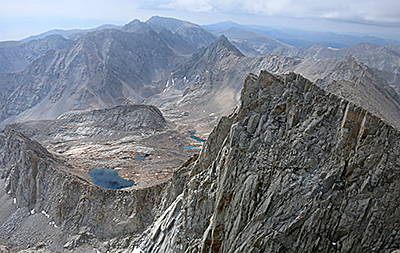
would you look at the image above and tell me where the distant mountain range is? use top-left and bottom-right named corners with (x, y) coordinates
top-left (20, 24), bottom-right (122, 42)
top-left (203, 20), bottom-right (400, 48)
top-left (1, 16), bottom-right (400, 133)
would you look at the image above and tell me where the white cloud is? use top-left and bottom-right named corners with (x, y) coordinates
top-left (1, 0), bottom-right (399, 41)
top-left (138, 0), bottom-right (400, 25)
top-left (2, 0), bottom-right (400, 25)
top-left (157, 0), bottom-right (213, 12)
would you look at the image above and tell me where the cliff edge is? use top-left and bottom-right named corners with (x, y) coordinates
top-left (136, 71), bottom-right (400, 253)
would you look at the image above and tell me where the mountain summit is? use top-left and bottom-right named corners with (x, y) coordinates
top-left (146, 16), bottom-right (216, 49)
top-left (199, 35), bottom-right (245, 62)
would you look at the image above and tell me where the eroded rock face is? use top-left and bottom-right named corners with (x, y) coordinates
top-left (136, 71), bottom-right (400, 253)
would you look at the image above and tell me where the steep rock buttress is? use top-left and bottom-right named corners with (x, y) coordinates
top-left (136, 71), bottom-right (400, 253)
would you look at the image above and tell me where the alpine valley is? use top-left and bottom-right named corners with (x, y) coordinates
top-left (1, 16), bottom-right (400, 253)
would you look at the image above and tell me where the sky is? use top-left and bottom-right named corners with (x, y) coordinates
top-left (1, 0), bottom-right (400, 41)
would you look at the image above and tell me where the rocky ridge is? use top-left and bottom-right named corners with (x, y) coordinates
top-left (2, 17), bottom-right (400, 136)
top-left (10, 104), bottom-right (167, 142)
top-left (132, 71), bottom-right (400, 252)
top-left (0, 34), bottom-right (75, 74)
top-left (317, 57), bottom-right (400, 130)
top-left (2, 16), bottom-right (400, 253)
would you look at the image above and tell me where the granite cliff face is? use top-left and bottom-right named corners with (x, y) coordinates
top-left (133, 71), bottom-right (400, 253)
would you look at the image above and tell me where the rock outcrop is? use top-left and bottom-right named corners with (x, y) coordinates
top-left (135, 71), bottom-right (400, 252)
top-left (10, 104), bottom-right (167, 142)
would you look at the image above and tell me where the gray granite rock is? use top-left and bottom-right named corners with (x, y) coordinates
top-left (137, 71), bottom-right (400, 253)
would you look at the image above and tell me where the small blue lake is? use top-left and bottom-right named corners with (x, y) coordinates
top-left (185, 145), bottom-right (196, 150)
top-left (88, 167), bottom-right (134, 189)
top-left (190, 131), bottom-right (206, 142)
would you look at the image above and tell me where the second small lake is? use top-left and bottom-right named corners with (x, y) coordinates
top-left (135, 154), bottom-right (149, 161)
top-left (190, 131), bottom-right (206, 142)
top-left (185, 145), bottom-right (196, 149)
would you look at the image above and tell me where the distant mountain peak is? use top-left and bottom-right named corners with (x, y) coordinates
top-left (146, 16), bottom-right (216, 49)
top-left (125, 19), bottom-right (141, 26)
top-left (217, 34), bottom-right (230, 43)
top-left (122, 19), bottom-right (154, 33)
top-left (146, 16), bottom-right (199, 30)
top-left (201, 20), bottom-right (242, 32)
top-left (331, 55), bottom-right (369, 75)
top-left (196, 35), bottom-right (244, 63)
top-left (309, 43), bottom-right (327, 49)
top-left (211, 35), bottom-right (244, 56)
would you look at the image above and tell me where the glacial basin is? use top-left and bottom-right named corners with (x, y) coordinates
top-left (88, 167), bottom-right (134, 189)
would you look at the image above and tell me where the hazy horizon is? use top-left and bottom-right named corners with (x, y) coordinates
top-left (1, 0), bottom-right (400, 42)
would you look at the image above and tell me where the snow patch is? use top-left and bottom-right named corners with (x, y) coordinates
top-left (41, 210), bottom-right (50, 218)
